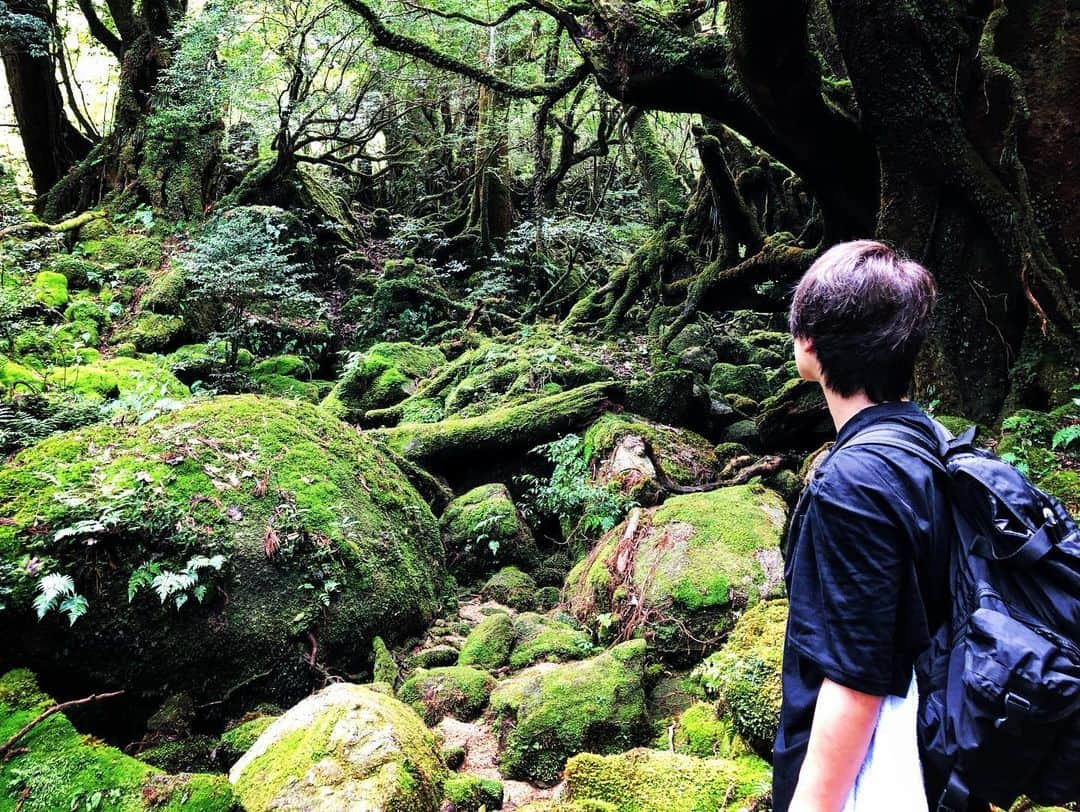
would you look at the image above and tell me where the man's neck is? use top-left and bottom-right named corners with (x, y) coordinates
top-left (821, 386), bottom-right (877, 433)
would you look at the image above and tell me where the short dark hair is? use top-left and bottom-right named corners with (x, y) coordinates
top-left (789, 240), bottom-right (936, 402)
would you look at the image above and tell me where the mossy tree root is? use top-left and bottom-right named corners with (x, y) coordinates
top-left (374, 381), bottom-right (623, 473)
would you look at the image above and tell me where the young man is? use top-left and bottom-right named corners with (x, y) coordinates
top-left (773, 240), bottom-right (952, 811)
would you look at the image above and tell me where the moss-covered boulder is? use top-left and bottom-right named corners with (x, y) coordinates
top-left (111, 312), bottom-right (185, 352)
top-left (561, 748), bottom-right (771, 811)
top-left (229, 682), bottom-right (447, 811)
top-left (481, 566), bottom-right (537, 611)
top-left (755, 378), bottom-right (830, 449)
top-left (488, 639), bottom-right (649, 785)
top-left (709, 363), bottom-right (771, 403)
top-left (693, 599), bottom-right (786, 756)
top-left (322, 341), bottom-right (446, 423)
top-left (0, 396), bottom-right (446, 706)
top-left (584, 413), bottom-right (720, 505)
top-left (440, 483), bottom-right (538, 578)
top-left (216, 714), bottom-right (277, 766)
top-left (0, 669), bottom-right (236, 812)
top-left (656, 701), bottom-right (747, 759)
top-left (509, 612), bottom-right (597, 670)
top-left (457, 612), bottom-right (516, 670)
top-left (565, 484), bottom-right (787, 663)
top-left (141, 266), bottom-right (186, 314)
top-left (443, 774), bottom-right (504, 811)
top-left (32, 270), bottom-right (69, 308)
top-left (45, 357), bottom-right (189, 404)
top-left (397, 665), bottom-right (495, 725)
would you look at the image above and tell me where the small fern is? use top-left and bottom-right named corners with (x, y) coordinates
top-left (1052, 423), bottom-right (1080, 451)
top-left (129, 554), bottom-right (226, 609)
top-left (33, 573), bottom-right (88, 625)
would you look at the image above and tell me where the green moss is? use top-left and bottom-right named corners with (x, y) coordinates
top-left (44, 357), bottom-right (190, 403)
top-left (488, 639), bottom-right (649, 785)
top-left (562, 748), bottom-right (771, 811)
top-left (138, 735), bottom-right (215, 773)
top-left (0, 669), bottom-right (236, 812)
top-left (409, 645), bottom-right (460, 669)
top-left (1039, 470), bottom-right (1080, 516)
top-left (623, 370), bottom-right (706, 427)
top-left (230, 683), bottom-right (446, 811)
top-left (509, 612), bottom-right (596, 669)
top-left (443, 774), bottom-right (503, 811)
top-left (693, 599), bottom-right (786, 754)
top-left (32, 270), bottom-right (69, 308)
top-left (565, 484), bottom-right (786, 662)
top-left (0, 396), bottom-right (446, 707)
top-left (252, 372), bottom-right (321, 402)
top-left (323, 341), bottom-right (446, 423)
top-left (584, 413), bottom-right (719, 487)
top-left (111, 313), bottom-right (184, 352)
top-left (397, 666), bottom-right (495, 725)
top-left (374, 635), bottom-right (401, 686)
top-left (400, 397), bottom-right (443, 423)
top-left (482, 566), bottom-right (536, 611)
top-left (0, 359), bottom-right (39, 395)
top-left (63, 294), bottom-right (109, 328)
top-left (252, 355), bottom-right (311, 378)
top-left (658, 702), bottom-right (745, 759)
top-left (457, 612), bottom-right (516, 670)
top-left (216, 715), bottom-right (276, 765)
top-left (81, 234), bottom-right (162, 271)
top-left (708, 363), bottom-right (771, 403)
top-left (49, 255), bottom-right (105, 289)
top-left (441, 484), bottom-right (537, 578)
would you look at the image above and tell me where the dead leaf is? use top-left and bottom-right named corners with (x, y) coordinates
top-left (263, 525), bottom-right (280, 559)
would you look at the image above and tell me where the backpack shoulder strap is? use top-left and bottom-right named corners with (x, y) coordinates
top-left (841, 420), bottom-right (949, 474)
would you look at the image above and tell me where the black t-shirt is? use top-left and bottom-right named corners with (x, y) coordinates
top-left (772, 400), bottom-right (952, 812)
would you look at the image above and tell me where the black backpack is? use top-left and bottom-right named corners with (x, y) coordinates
top-left (849, 420), bottom-right (1080, 811)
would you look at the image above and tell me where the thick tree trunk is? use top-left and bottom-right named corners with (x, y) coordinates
top-left (829, 0), bottom-right (1079, 420)
top-left (0, 0), bottom-right (93, 199)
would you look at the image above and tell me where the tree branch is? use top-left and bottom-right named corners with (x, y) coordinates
top-left (73, 0), bottom-right (124, 59)
top-left (340, 0), bottom-right (591, 98)
top-left (0, 690), bottom-right (124, 759)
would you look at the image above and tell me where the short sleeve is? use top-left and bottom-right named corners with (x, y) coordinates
top-left (787, 451), bottom-right (915, 696)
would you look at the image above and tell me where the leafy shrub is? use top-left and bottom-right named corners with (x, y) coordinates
top-left (179, 208), bottom-right (323, 370)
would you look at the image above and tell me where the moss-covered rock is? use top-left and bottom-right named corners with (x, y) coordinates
top-left (252, 355), bottom-right (311, 379)
top-left (565, 484), bottom-right (787, 663)
top-left (373, 635), bottom-right (401, 686)
top-left (80, 233), bottom-right (162, 272)
top-left (443, 774), bottom-right (504, 811)
top-left (251, 372), bottom-right (322, 402)
top-left (229, 682), bottom-right (447, 811)
top-left (0, 396), bottom-right (446, 706)
top-left (45, 357), bottom-right (189, 404)
top-left (756, 378), bottom-right (830, 449)
top-left (457, 612), bottom-right (516, 670)
top-left (482, 566), bottom-right (537, 611)
top-left (31, 270), bottom-right (69, 308)
top-left (49, 255), bottom-right (105, 289)
top-left (141, 266), bottom-right (186, 314)
top-left (709, 363), bottom-right (771, 403)
top-left (584, 412), bottom-right (719, 505)
top-left (509, 612), bottom-right (597, 669)
top-left (623, 370), bottom-right (711, 431)
top-left (216, 715), bottom-right (277, 766)
top-left (138, 735), bottom-right (216, 773)
top-left (440, 483), bottom-right (538, 578)
top-left (409, 644), bottom-right (460, 669)
top-left (693, 599), bottom-right (786, 756)
top-left (111, 312), bottom-right (185, 353)
top-left (1040, 469), bottom-right (1080, 516)
top-left (561, 748), bottom-right (771, 811)
top-left (322, 341), bottom-right (445, 423)
top-left (657, 701), bottom-right (747, 759)
top-left (0, 669), bottom-right (236, 812)
top-left (397, 665), bottom-right (495, 725)
top-left (488, 639), bottom-right (649, 785)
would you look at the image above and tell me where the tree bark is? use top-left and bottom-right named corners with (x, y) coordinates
top-left (0, 0), bottom-right (93, 199)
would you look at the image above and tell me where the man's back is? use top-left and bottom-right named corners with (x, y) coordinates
top-left (773, 400), bottom-right (953, 811)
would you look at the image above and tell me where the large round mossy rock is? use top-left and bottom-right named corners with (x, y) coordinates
top-left (488, 639), bottom-right (649, 786)
top-left (0, 669), bottom-right (236, 812)
top-left (565, 484), bottom-right (786, 663)
top-left (397, 665), bottom-right (495, 725)
top-left (561, 748), bottom-right (771, 811)
top-left (0, 396), bottom-right (446, 705)
top-left (322, 341), bottom-right (446, 423)
top-left (694, 599), bottom-right (787, 757)
top-left (440, 483), bottom-right (538, 578)
top-left (229, 682), bottom-right (447, 811)
top-left (584, 412), bottom-right (720, 506)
